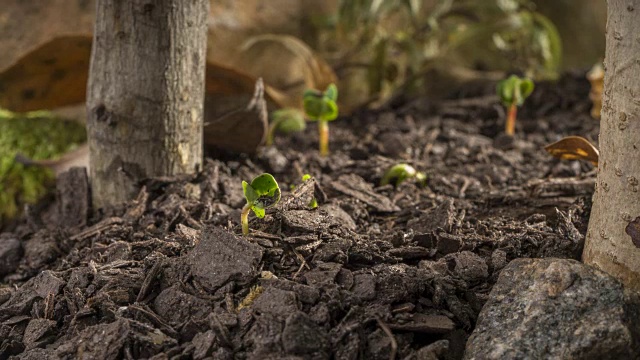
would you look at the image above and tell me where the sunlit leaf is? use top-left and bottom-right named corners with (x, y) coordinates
top-left (544, 136), bottom-right (599, 165)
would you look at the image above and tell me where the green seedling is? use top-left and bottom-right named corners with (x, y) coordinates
top-left (266, 108), bottom-right (306, 146)
top-left (303, 84), bottom-right (339, 157)
top-left (496, 75), bottom-right (534, 136)
top-left (241, 173), bottom-right (281, 235)
top-left (380, 164), bottom-right (426, 187)
top-left (301, 174), bottom-right (318, 209)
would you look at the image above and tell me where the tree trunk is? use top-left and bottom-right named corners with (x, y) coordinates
top-left (584, 0), bottom-right (640, 290)
top-left (87, 0), bottom-right (208, 208)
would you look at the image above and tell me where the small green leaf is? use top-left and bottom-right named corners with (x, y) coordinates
top-left (380, 164), bottom-right (417, 186)
top-left (302, 174), bottom-right (312, 182)
top-left (304, 84), bottom-right (339, 122)
top-left (251, 206), bottom-right (266, 218)
top-left (242, 180), bottom-right (259, 204)
top-left (319, 100), bottom-right (339, 122)
top-left (271, 108), bottom-right (306, 134)
top-left (496, 75), bottom-right (534, 107)
top-left (519, 79), bottom-right (535, 100)
top-left (249, 173), bottom-right (281, 208)
top-left (303, 94), bottom-right (325, 120)
top-left (324, 84), bottom-right (338, 102)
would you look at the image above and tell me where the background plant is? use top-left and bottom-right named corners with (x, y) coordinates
top-left (0, 109), bottom-right (86, 226)
top-left (303, 84), bottom-right (339, 156)
top-left (312, 0), bottom-right (560, 106)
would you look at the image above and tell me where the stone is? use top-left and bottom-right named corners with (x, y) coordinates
top-left (464, 258), bottom-right (640, 359)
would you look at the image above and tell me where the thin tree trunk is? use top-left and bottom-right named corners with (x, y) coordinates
top-left (87, 0), bottom-right (208, 208)
top-left (584, 0), bottom-right (640, 290)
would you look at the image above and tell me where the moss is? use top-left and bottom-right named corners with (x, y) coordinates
top-left (0, 108), bottom-right (86, 224)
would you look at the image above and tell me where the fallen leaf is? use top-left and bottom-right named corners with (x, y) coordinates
top-left (625, 217), bottom-right (640, 249)
top-left (544, 136), bottom-right (599, 165)
top-left (0, 36), bottom-right (92, 112)
top-left (0, 36), bottom-right (290, 154)
top-left (15, 143), bottom-right (90, 176)
top-left (204, 79), bottom-right (269, 154)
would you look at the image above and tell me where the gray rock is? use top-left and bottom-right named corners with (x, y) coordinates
top-left (464, 258), bottom-right (640, 360)
top-left (0, 234), bottom-right (22, 276)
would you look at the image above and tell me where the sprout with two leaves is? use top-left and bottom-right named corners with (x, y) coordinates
top-left (266, 108), bottom-right (306, 146)
top-left (496, 75), bottom-right (534, 136)
top-left (303, 84), bottom-right (339, 157)
top-left (241, 173), bottom-right (281, 235)
top-left (380, 164), bottom-right (426, 187)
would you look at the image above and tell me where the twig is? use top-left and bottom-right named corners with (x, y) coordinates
top-left (376, 316), bottom-right (397, 360)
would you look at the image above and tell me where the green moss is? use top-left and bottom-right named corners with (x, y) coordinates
top-left (0, 108), bottom-right (86, 224)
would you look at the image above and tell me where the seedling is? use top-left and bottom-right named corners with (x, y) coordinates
top-left (302, 174), bottom-right (318, 209)
top-left (241, 173), bottom-right (281, 235)
top-left (496, 75), bottom-right (534, 136)
top-left (266, 108), bottom-right (306, 146)
top-left (380, 164), bottom-right (426, 187)
top-left (303, 84), bottom-right (339, 156)
top-left (544, 136), bottom-right (599, 166)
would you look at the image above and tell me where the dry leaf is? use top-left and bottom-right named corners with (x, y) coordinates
top-left (0, 36), bottom-right (92, 112)
top-left (204, 79), bottom-right (269, 154)
top-left (544, 136), bottom-right (599, 165)
top-left (15, 143), bottom-right (90, 176)
top-left (0, 36), bottom-right (290, 154)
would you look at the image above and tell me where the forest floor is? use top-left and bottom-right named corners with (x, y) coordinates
top-left (0, 72), bottom-right (599, 359)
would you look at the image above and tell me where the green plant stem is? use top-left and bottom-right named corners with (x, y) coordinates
top-left (318, 120), bottom-right (329, 156)
top-left (241, 203), bottom-right (252, 235)
top-left (266, 122), bottom-right (276, 146)
top-left (506, 102), bottom-right (517, 136)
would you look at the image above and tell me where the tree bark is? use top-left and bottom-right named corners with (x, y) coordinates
top-left (584, 0), bottom-right (640, 290)
top-left (87, 0), bottom-right (208, 208)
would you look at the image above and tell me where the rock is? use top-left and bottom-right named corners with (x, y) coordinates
top-left (464, 258), bottom-right (640, 359)
top-left (0, 234), bottom-right (22, 276)
top-left (187, 226), bottom-right (263, 292)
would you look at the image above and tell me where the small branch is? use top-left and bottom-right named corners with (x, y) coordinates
top-left (376, 316), bottom-right (397, 360)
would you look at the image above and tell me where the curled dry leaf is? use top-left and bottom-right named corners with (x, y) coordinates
top-left (0, 36), bottom-right (291, 154)
top-left (544, 136), bottom-right (599, 166)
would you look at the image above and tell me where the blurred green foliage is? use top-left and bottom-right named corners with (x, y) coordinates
top-left (0, 108), bottom-right (86, 225)
top-left (314, 0), bottom-right (561, 103)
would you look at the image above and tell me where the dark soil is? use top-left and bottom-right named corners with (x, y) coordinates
top-left (0, 71), bottom-right (598, 360)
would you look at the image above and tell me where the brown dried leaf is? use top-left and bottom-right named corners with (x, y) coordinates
top-left (0, 36), bottom-right (92, 112)
top-left (544, 136), bottom-right (599, 165)
top-left (0, 36), bottom-right (291, 154)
